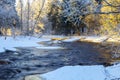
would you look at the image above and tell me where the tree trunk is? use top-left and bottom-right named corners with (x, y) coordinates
top-left (27, 0), bottom-right (30, 35)
top-left (20, 0), bottom-right (23, 32)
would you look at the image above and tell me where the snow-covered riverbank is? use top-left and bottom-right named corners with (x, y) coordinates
top-left (1, 35), bottom-right (120, 53)
top-left (25, 63), bottom-right (120, 80)
top-left (0, 36), bottom-right (63, 53)
top-left (1, 35), bottom-right (119, 53)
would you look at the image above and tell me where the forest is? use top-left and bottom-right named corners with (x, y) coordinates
top-left (0, 0), bottom-right (120, 80)
top-left (0, 0), bottom-right (119, 36)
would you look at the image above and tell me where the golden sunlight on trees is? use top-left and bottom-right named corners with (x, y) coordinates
top-left (15, 0), bottom-right (120, 36)
top-left (100, 14), bottom-right (119, 36)
top-left (84, 14), bottom-right (101, 34)
top-left (99, 0), bottom-right (120, 36)
top-left (16, 0), bottom-right (57, 35)
top-left (16, 0), bottom-right (47, 35)
top-left (84, 0), bottom-right (120, 36)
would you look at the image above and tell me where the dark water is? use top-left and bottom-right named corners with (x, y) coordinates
top-left (0, 41), bottom-right (112, 80)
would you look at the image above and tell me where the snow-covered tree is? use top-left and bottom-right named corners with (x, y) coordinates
top-left (0, 0), bottom-right (19, 35)
top-left (60, 0), bottom-right (91, 26)
top-left (49, 0), bottom-right (120, 34)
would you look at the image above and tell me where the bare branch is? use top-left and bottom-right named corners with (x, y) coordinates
top-left (85, 11), bottom-right (120, 15)
top-left (34, 0), bottom-right (45, 24)
top-left (103, 0), bottom-right (120, 7)
top-left (32, 0), bottom-right (45, 35)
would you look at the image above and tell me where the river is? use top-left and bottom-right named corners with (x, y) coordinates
top-left (0, 41), bottom-right (112, 80)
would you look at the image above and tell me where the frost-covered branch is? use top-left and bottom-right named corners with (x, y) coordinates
top-left (53, 0), bottom-right (120, 27)
top-left (58, 0), bottom-right (91, 26)
top-left (0, 0), bottom-right (19, 28)
top-left (0, 0), bottom-right (19, 36)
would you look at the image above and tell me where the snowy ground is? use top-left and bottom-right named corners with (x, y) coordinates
top-left (0, 35), bottom-right (81, 53)
top-left (0, 36), bottom-right (64, 53)
top-left (25, 63), bottom-right (120, 80)
top-left (0, 35), bottom-right (119, 53)
top-left (82, 36), bottom-right (108, 43)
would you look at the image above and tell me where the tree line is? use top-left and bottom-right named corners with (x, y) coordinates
top-left (0, 0), bottom-right (120, 36)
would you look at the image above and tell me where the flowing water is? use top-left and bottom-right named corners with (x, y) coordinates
top-left (0, 41), bottom-right (112, 80)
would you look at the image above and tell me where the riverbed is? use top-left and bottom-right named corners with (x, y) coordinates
top-left (0, 41), bottom-right (112, 80)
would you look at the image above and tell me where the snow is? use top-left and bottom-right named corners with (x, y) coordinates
top-left (42, 35), bottom-right (67, 39)
top-left (83, 36), bottom-right (108, 43)
top-left (0, 47), bottom-right (5, 53)
top-left (0, 0), bottom-right (19, 27)
top-left (42, 35), bottom-right (82, 42)
top-left (0, 36), bottom-right (51, 53)
top-left (41, 65), bottom-right (106, 80)
top-left (0, 35), bottom-right (119, 53)
top-left (2, 35), bottom-right (119, 80)
top-left (36, 46), bottom-right (65, 50)
top-left (106, 64), bottom-right (120, 79)
top-left (107, 38), bottom-right (120, 43)
top-left (25, 64), bottom-right (120, 80)
top-left (63, 36), bottom-right (81, 42)
top-left (42, 35), bottom-right (109, 43)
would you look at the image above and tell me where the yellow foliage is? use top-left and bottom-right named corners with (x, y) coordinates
top-left (7, 29), bottom-right (12, 36)
top-left (98, 0), bottom-right (120, 36)
top-left (84, 0), bottom-right (120, 36)
top-left (37, 23), bottom-right (44, 30)
top-left (99, 13), bottom-right (120, 35)
top-left (85, 14), bottom-right (101, 34)
top-left (30, 0), bottom-right (42, 19)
